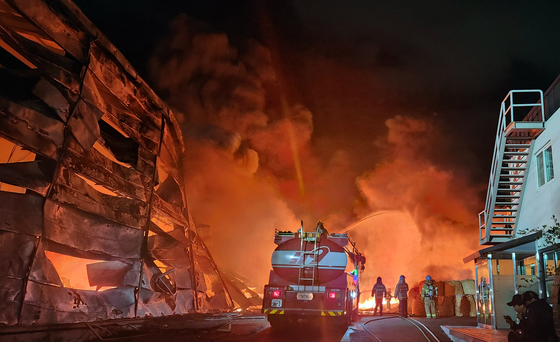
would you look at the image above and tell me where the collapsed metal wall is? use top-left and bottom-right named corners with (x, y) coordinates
top-left (0, 0), bottom-right (233, 326)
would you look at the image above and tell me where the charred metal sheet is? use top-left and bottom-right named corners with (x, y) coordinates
top-left (0, 192), bottom-right (43, 236)
top-left (162, 119), bottom-right (182, 175)
top-left (151, 207), bottom-right (187, 232)
top-left (165, 109), bottom-right (186, 155)
top-left (100, 106), bottom-right (160, 155)
top-left (52, 166), bottom-right (148, 229)
top-left (158, 146), bottom-right (181, 187)
top-left (196, 293), bottom-right (208, 313)
top-left (98, 122), bottom-right (139, 167)
top-left (0, 160), bottom-right (53, 196)
top-left (87, 260), bottom-right (140, 289)
top-left (88, 43), bottom-right (162, 129)
top-left (0, 277), bottom-right (24, 325)
top-left (192, 256), bottom-right (231, 310)
top-left (8, 0), bottom-right (90, 63)
top-left (174, 268), bottom-right (193, 290)
top-left (0, 97), bottom-right (65, 143)
top-left (136, 146), bottom-right (156, 178)
top-left (20, 282), bottom-right (135, 324)
top-left (175, 290), bottom-right (195, 314)
top-left (148, 234), bottom-right (190, 268)
top-left (148, 222), bottom-right (180, 242)
top-left (31, 77), bottom-right (71, 122)
top-left (219, 274), bottom-right (253, 309)
top-left (19, 35), bottom-right (83, 94)
top-left (43, 200), bottom-right (143, 259)
top-left (67, 99), bottom-right (102, 152)
top-left (152, 193), bottom-right (187, 226)
top-left (137, 289), bottom-right (175, 317)
top-left (0, 98), bottom-right (64, 159)
top-left (28, 242), bottom-right (63, 287)
top-left (62, 146), bottom-right (150, 201)
top-left (0, 230), bottom-right (36, 278)
top-left (156, 173), bottom-right (184, 208)
top-left (166, 228), bottom-right (190, 246)
top-left (81, 71), bottom-right (107, 115)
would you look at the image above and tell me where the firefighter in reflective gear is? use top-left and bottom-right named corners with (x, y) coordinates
top-left (372, 277), bottom-right (386, 316)
top-left (394, 275), bottom-right (409, 317)
top-left (421, 275), bottom-right (438, 318)
top-left (479, 276), bottom-right (490, 319)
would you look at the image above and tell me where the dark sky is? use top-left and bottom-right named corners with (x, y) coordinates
top-left (73, 0), bottom-right (560, 284)
top-left (75, 0), bottom-right (560, 183)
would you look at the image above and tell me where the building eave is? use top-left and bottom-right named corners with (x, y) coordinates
top-left (463, 231), bottom-right (542, 263)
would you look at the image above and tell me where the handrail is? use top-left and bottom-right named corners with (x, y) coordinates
top-left (479, 89), bottom-right (544, 243)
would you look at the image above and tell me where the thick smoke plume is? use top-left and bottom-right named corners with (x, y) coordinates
top-left (351, 116), bottom-right (480, 287)
top-left (150, 15), bottom-right (481, 291)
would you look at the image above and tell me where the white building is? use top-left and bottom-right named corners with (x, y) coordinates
top-left (464, 75), bottom-right (560, 329)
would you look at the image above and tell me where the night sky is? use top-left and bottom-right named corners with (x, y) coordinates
top-left (74, 0), bottom-right (560, 286)
top-left (75, 0), bottom-right (560, 180)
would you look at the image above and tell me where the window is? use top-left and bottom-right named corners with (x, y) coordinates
top-left (537, 146), bottom-right (554, 187)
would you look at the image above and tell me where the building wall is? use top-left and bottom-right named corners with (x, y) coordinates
top-left (0, 0), bottom-right (232, 326)
top-left (516, 107), bottom-right (560, 236)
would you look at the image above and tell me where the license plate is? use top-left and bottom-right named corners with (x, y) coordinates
top-left (271, 299), bottom-right (282, 307)
top-left (296, 292), bottom-right (313, 300)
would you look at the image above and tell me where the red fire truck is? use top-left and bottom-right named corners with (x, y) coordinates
top-left (262, 222), bottom-right (365, 329)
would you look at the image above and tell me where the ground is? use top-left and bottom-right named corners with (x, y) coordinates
top-left (108, 314), bottom-right (478, 342)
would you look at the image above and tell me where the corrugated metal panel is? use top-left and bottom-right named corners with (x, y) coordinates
top-left (0, 192), bottom-right (43, 236)
top-left (43, 200), bottom-right (143, 259)
top-left (0, 160), bottom-right (52, 196)
top-left (52, 166), bottom-right (148, 229)
top-left (9, 0), bottom-right (90, 63)
top-left (0, 97), bottom-right (64, 159)
top-left (20, 282), bottom-right (136, 324)
top-left (28, 242), bottom-right (64, 287)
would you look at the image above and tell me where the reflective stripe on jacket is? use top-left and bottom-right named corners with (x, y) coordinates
top-left (394, 282), bottom-right (409, 300)
top-left (372, 284), bottom-right (386, 298)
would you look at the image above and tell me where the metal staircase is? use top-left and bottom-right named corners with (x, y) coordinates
top-left (479, 90), bottom-right (545, 245)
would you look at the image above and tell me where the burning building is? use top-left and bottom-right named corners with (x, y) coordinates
top-left (0, 0), bottom-right (238, 331)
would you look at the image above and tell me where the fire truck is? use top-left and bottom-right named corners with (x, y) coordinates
top-left (262, 222), bottom-right (365, 328)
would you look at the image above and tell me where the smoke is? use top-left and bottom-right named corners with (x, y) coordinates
top-left (149, 15), bottom-right (481, 291)
top-left (352, 115), bottom-right (480, 288)
top-left (149, 15), bottom-right (306, 286)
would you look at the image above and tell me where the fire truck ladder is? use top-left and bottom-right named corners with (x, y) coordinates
top-left (298, 230), bottom-right (320, 290)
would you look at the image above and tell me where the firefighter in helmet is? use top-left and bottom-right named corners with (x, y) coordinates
top-left (394, 275), bottom-right (409, 317)
top-left (372, 277), bottom-right (386, 316)
top-left (421, 275), bottom-right (438, 319)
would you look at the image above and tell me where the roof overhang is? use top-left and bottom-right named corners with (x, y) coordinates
top-left (463, 231), bottom-right (542, 264)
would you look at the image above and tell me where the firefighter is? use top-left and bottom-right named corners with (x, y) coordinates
top-left (394, 275), bottom-right (409, 317)
top-left (421, 275), bottom-right (438, 319)
top-left (479, 276), bottom-right (490, 320)
top-left (371, 277), bottom-right (386, 316)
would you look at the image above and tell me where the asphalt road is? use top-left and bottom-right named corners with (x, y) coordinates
top-left (118, 314), bottom-right (477, 342)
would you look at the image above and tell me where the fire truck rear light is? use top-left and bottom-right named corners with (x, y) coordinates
top-left (329, 292), bottom-right (336, 299)
top-left (272, 290), bottom-right (281, 298)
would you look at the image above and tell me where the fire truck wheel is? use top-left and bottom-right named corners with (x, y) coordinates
top-left (352, 307), bottom-right (359, 321)
top-left (268, 315), bottom-right (287, 331)
top-left (345, 296), bottom-right (353, 326)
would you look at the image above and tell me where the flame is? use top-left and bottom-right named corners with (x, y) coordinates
top-left (360, 297), bottom-right (399, 310)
